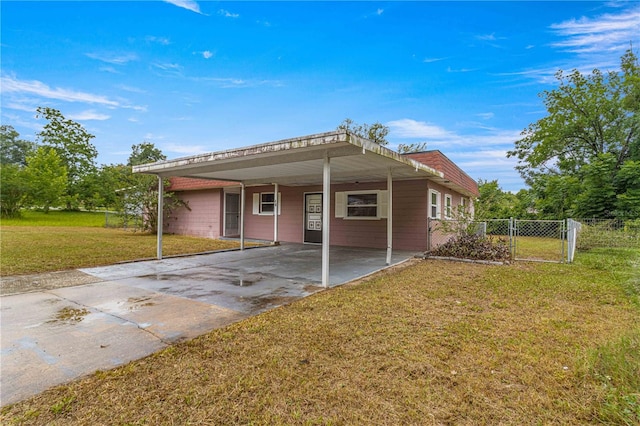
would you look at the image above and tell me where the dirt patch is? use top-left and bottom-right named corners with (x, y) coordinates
top-left (47, 307), bottom-right (90, 324)
top-left (0, 270), bottom-right (103, 296)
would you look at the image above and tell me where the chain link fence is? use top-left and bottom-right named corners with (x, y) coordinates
top-left (572, 218), bottom-right (640, 250)
top-left (427, 217), bottom-right (639, 263)
top-left (103, 210), bottom-right (145, 231)
top-left (428, 218), bottom-right (567, 263)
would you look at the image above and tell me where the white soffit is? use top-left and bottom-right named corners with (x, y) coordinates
top-left (133, 130), bottom-right (443, 186)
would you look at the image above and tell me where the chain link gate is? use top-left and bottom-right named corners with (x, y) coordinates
top-left (512, 219), bottom-right (566, 263)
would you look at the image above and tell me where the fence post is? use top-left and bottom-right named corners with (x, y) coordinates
top-left (561, 219), bottom-right (566, 263)
top-left (509, 217), bottom-right (515, 258)
top-left (426, 217), bottom-right (431, 251)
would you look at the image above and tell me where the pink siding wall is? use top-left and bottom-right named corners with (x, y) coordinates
top-left (243, 181), bottom-right (429, 251)
top-left (171, 179), bottom-right (469, 251)
top-left (166, 189), bottom-right (223, 239)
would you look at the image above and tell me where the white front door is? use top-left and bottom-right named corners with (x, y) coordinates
top-left (304, 193), bottom-right (322, 244)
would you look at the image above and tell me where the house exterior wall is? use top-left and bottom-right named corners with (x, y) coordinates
top-left (169, 178), bottom-right (470, 251)
top-left (194, 180), bottom-right (437, 251)
top-left (165, 188), bottom-right (223, 239)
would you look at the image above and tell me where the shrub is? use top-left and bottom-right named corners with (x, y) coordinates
top-left (428, 233), bottom-right (511, 262)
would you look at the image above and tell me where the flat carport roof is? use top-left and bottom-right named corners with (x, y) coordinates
top-left (133, 130), bottom-right (443, 288)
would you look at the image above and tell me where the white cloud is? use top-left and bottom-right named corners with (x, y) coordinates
top-left (163, 143), bottom-right (208, 155)
top-left (164, 0), bottom-right (203, 14)
top-left (387, 118), bottom-right (520, 148)
top-left (1, 75), bottom-right (120, 106)
top-left (85, 52), bottom-right (138, 65)
top-left (423, 57), bottom-right (448, 63)
top-left (202, 50), bottom-right (214, 59)
top-left (68, 110), bottom-right (110, 121)
top-left (476, 112), bottom-right (495, 120)
top-left (387, 119), bottom-right (455, 140)
top-left (194, 76), bottom-right (284, 89)
top-left (218, 9), bottom-right (239, 18)
top-left (550, 6), bottom-right (640, 54)
top-left (145, 35), bottom-right (170, 45)
top-left (376, 8), bottom-right (384, 16)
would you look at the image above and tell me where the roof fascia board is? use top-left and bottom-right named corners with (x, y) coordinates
top-left (133, 131), bottom-right (351, 175)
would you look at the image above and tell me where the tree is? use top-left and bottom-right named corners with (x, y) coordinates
top-left (1, 125), bottom-right (36, 166)
top-left (507, 49), bottom-right (640, 219)
top-left (114, 142), bottom-right (185, 234)
top-left (0, 164), bottom-right (29, 218)
top-left (474, 179), bottom-right (517, 219)
top-left (127, 141), bottom-right (166, 166)
top-left (397, 142), bottom-right (428, 153)
top-left (36, 107), bottom-right (98, 209)
top-left (337, 118), bottom-right (390, 146)
top-left (23, 147), bottom-right (68, 213)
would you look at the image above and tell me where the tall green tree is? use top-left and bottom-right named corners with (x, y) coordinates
top-left (0, 125), bottom-right (36, 166)
top-left (36, 107), bottom-right (98, 209)
top-left (23, 147), bottom-right (68, 213)
top-left (338, 118), bottom-right (390, 146)
top-left (0, 164), bottom-right (29, 218)
top-left (507, 49), bottom-right (640, 219)
top-left (474, 179), bottom-right (517, 219)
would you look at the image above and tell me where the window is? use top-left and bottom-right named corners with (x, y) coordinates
top-left (252, 192), bottom-right (281, 215)
top-left (460, 196), bottom-right (468, 213)
top-left (444, 194), bottom-right (453, 219)
top-left (260, 193), bottom-right (275, 213)
top-left (347, 193), bottom-right (378, 218)
top-left (335, 190), bottom-right (388, 219)
top-left (429, 189), bottom-right (441, 219)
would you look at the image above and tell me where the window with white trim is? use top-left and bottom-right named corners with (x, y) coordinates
top-left (444, 194), bottom-right (453, 219)
top-left (252, 192), bottom-right (281, 215)
top-left (429, 189), bottom-right (441, 219)
top-left (460, 196), bottom-right (468, 213)
top-left (335, 190), bottom-right (388, 220)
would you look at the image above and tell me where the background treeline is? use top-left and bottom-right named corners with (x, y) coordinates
top-left (0, 107), bottom-right (167, 225)
top-left (2, 50), bottom-right (638, 222)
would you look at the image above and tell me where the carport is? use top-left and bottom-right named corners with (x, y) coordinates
top-left (133, 130), bottom-right (443, 288)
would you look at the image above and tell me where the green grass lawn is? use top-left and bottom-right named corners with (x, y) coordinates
top-left (514, 235), bottom-right (568, 262)
top-left (1, 247), bottom-right (638, 425)
top-left (1, 210), bottom-right (107, 227)
top-left (0, 211), bottom-right (253, 276)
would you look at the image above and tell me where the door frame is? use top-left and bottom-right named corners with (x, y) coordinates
top-left (223, 188), bottom-right (241, 237)
top-left (303, 192), bottom-right (323, 244)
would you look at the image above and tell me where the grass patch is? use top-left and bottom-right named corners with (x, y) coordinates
top-left (0, 226), bottom-right (253, 276)
top-left (514, 235), bottom-right (567, 262)
top-left (2, 248), bottom-right (638, 424)
top-left (1, 210), bottom-right (106, 227)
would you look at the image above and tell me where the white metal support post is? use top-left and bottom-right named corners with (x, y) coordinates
top-left (273, 183), bottom-right (279, 244)
top-left (240, 183), bottom-right (246, 251)
top-left (322, 154), bottom-right (331, 288)
top-left (386, 168), bottom-right (393, 265)
top-left (156, 176), bottom-right (164, 260)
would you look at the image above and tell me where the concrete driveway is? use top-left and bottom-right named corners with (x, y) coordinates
top-left (0, 244), bottom-right (416, 406)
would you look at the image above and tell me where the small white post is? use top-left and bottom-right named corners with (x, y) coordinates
top-left (273, 183), bottom-right (279, 244)
top-left (156, 176), bottom-right (164, 260)
top-left (386, 168), bottom-right (393, 265)
top-left (240, 183), bottom-right (246, 251)
top-left (322, 154), bottom-right (331, 288)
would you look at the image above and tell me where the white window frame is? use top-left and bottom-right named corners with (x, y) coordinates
top-left (460, 196), bottom-right (468, 214)
top-left (335, 190), bottom-right (388, 220)
top-left (428, 189), bottom-right (441, 219)
top-left (444, 194), bottom-right (453, 219)
top-left (252, 192), bottom-right (281, 216)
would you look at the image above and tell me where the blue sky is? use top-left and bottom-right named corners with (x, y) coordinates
top-left (2, 1), bottom-right (639, 192)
